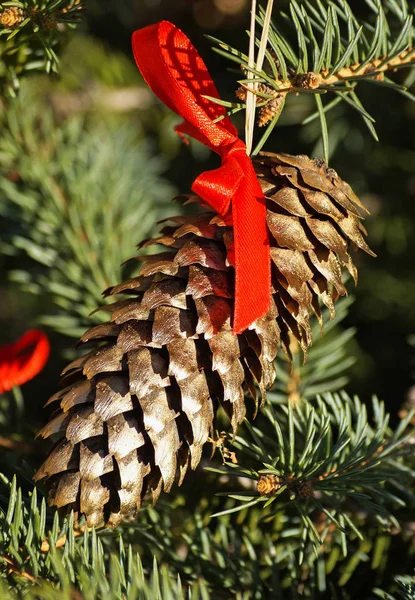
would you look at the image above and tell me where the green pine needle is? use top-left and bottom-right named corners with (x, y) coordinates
top-left (213, 392), bottom-right (415, 559)
top-left (208, 0), bottom-right (415, 157)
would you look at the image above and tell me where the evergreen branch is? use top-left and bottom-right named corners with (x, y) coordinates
top-left (0, 84), bottom-right (175, 339)
top-left (0, 0), bottom-right (84, 95)
top-left (0, 475), bottom-right (212, 599)
top-left (374, 574), bottom-right (415, 600)
top-left (1, 464), bottom-right (413, 598)
top-left (269, 296), bottom-right (357, 404)
top-left (208, 0), bottom-right (415, 156)
top-left (211, 392), bottom-right (415, 559)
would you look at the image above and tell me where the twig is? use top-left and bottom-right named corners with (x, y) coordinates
top-left (1, 555), bottom-right (38, 583)
top-left (0, 436), bottom-right (35, 453)
top-left (287, 335), bottom-right (302, 406)
top-left (245, 0), bottom-right (274, 154)
top-left (41, 528), bottom-right (84, 552)
top-left (245, 0), bottom-right (257, 156)
top-left (238, 48), bottom-right (415, 127)
top-left (324, 49), bottom-right (415, 85)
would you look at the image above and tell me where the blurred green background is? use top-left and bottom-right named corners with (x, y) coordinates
top-left (0, 0), bottom-right (414, 434)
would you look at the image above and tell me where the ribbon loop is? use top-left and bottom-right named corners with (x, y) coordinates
top-left (193, 153), bottom-right (244, 216)
top-left (132, 21), bottom-right (271, 334)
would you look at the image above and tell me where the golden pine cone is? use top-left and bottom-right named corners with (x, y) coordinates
top-left (34, 152), bottom-right (373, 527)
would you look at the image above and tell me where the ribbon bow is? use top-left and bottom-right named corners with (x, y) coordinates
top-left (132, 21), bottom-right (270, 334)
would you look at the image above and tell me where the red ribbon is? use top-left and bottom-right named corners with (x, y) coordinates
top-left (132, 21), bottom-right (270, 334)
top-left (0, 329), bottom-right (50, 394)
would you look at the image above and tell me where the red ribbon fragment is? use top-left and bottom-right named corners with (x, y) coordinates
top-left (0, 330), bottom-right (50, 394)
top-left (132, 21), bottom-right (270, 334)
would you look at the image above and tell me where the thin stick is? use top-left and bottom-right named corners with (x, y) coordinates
top-left (1, 555), bottom-right (38, 583)
top-left (245, 0), bottom-right (257, 156)
top-left (257, 0), bottom-right (274, 76)
top-left (245, 0), bottom-right (275, 155)
top-left (41, 529), bottom-right (84, 552)
top-left (0, 436), bottom-right (34, 452)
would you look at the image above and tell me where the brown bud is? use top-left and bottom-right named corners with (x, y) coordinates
top-left (294, 479), bottom-right (314, 499)
top-left (0, 7), bottom-right (25, 28)
top-left (235, 86), bottom-right (247, 102)
top-left (258, 96), bottom-right (285, 127)
top-left (236, 84), bottom-right (285, 128)
top-left (292, 72), bottom-right (322, 89)
top-left (257, 473), bottom-right (281, 496)
top-left (39, 15), bottom-right (57, 30)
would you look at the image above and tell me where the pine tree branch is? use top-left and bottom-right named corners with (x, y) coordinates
top-left (208, 0), bottom-right (415, 156)
top-left (269, 296), bottom-right (357, 403)
top-left (374, 574), bottom-right (415, 600)
top-left (1, 554), bottom-right (37, 583)
top-left (208, 392), bottom-right (415, 560)
top-left (236, 47), bottom-right (415, 103)
top-left (1, 458), bottom-right (414, 598)
top-left (0, 474), bottom-right (218, 599)
top-left (0, 0), bottom-right (84, 95)
top-left (0, 436), bottom-right (34, 452)
top-left (0, 81), bottom-right (175, 339)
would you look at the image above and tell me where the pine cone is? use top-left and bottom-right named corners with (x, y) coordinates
top-left (35, 152), bottom-right (373, 527)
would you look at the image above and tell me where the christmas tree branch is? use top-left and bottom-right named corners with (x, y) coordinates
top-left (207, 0), bottom-right (415, 160)
top-left (0, 475), bottom-right (213, 599)
top-left (0, 81), bottom-right (175, 339)
top-left (1, 441), bottom-right (414, 598)
top-left (374, 575), bottom-right (415, 600)
top-left (270, 296), bottom-right (357, 403)
top-left (208, 392), bottom-right (415, 561)
top-left (0, 0), bottom-right (84, 95)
